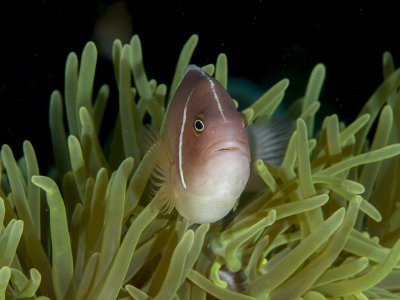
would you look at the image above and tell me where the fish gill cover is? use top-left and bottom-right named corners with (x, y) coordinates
top-left (1, 34), bottom-right (400, 299)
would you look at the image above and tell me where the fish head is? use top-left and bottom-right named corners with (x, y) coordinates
top-left (175, 66), bottom-right (251, 190)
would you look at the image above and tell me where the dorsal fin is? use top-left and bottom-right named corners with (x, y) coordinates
top-left (184, 64), bottom-right (205, 76)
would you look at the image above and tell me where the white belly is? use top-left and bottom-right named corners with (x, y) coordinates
top-left (175, 151), bottom-right (250, 223)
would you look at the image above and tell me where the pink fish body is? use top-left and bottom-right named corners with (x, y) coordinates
top-left (153, 65), bottom-right (250, 223)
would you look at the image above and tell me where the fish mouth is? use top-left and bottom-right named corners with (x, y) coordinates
top-left (207, 140), bottom-right (249, 157)
top-left (217, 146), bottom-right (242, 152)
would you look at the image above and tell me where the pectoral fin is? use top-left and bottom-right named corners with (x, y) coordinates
top-left (246, 116), bottom-right (295, 165)
top-left (142, 125), bottom-right (178, 214)
top-left (245, 116), bottom-right (295, 192)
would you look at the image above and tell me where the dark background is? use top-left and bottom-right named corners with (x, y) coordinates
top-left (1, 1), bottom-right (399, 171)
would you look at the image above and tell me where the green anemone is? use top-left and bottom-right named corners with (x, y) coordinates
top-left (1, 34), bottom-right (400, 300)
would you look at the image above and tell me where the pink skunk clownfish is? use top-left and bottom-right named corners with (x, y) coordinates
top-left (149, 65), bottom-right (294, 224)
top-left (150, 65), bottom-right (250, 224)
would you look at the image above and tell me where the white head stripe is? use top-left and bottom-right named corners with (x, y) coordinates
top-left (178, 88), bottom-right (194, 189)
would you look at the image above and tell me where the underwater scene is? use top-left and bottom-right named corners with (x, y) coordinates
top-left (1, 2), bottom-right (400, 300)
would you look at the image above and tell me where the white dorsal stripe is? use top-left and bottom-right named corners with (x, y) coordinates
top-left (178, 88), bottom-right (194, 189)
top-left (185, 65), bottom-right (227, 121)
top-left (206, 77), bottom-right (226, 121)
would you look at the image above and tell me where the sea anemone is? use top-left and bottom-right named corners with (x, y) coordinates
top-left (1, 34), bottom-right (400, 300)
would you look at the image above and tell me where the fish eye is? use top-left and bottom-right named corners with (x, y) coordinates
top-left (193, 119), bottom-right (205, 133)
top-left (240, 112), bottom-right (248, 128)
